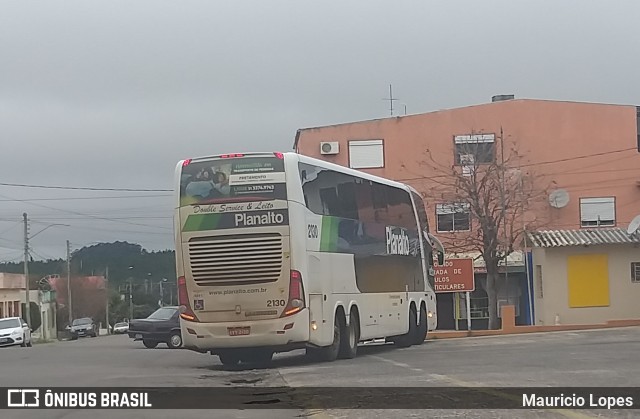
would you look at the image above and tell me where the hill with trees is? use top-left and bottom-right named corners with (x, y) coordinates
top-left (0, 242), bottom-right (176, 329)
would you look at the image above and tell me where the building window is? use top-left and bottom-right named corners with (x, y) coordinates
top-left (348, 140), bottom-right (384, 169)
top-left (580, 197), bottom-right (615, 227)
top-left (454, 134), bottom-right (495, 166)
top-left (436, 203), bottom-right (470, 232)
top-left (631, 262), bottom-right (640, 283)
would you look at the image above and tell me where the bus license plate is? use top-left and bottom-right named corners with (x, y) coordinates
top-left (228, 327), bottom-right (250, 336)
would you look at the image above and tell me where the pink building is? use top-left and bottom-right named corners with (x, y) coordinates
top-left (294, 97), bottom-right (640, 328)
top-left (0, 273), bottom-right (25, 318)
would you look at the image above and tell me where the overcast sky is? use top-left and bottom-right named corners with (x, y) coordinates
top-left (1, 0), bottom-right (639, 262)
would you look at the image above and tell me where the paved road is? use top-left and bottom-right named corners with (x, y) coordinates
top-left (1, 327), bottom-right (639, 418)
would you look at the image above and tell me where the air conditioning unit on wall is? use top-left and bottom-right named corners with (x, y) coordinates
top-left (320, 141), bottom-right (339, 155)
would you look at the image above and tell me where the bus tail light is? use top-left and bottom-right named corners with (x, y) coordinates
top-left (281, 270), bottom-right (305, 317)
top-left (220, 153), bottom-right (244, 158)
top-left (182, 159), bottom-right (192, 167)
top-left (178, 276), bottom-right (199, 322)
top-left (274, 152), bottom-right (284, 159)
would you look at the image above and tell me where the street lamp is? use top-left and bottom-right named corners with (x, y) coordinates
top-left (23, 214), bottom-right (69, 329)
top-left (127, 266), bottom-right (134, 321)
top-left (30, 223), bottom-right (70, 239)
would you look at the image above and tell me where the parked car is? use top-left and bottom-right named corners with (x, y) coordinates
top-left (69, 317), bottom-right (99, 339)
top-left (0, 317), bottom-right (32, 348)
top-left (112, 322), bottom-right (129, 334)
top-left (127, 306), bottom-right (182, 349)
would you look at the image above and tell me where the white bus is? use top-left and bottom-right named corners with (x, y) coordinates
top-left (174, 152), bottom-right (444, 366)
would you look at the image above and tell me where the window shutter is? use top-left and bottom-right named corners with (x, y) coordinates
top-left (580, 198), bottom-right (615, 223)
top-left (436, 203), bottom-right (454, 215)
top-left (454, 134), bottom-right (495, 144)
top-left (348, 140), bottom-right (384, 169)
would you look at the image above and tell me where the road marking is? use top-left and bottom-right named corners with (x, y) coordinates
top-left (280, 365), bottom-right (334, 374)
top-left (368, 355), bottom-right (423, 372)
top-left (430, 373), bottom-right (597, 419)
top-left (302, 409), bottom-right (335, 419)
top-left (290, 356), bottom-right (597, 418)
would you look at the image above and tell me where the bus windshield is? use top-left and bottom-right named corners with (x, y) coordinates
top-left (180, 156), bottom-right (286, 206)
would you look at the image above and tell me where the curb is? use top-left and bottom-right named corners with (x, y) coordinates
top-left (428, 320), bottom-right (640, 340)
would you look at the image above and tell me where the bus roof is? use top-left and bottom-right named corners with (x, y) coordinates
top-left (175, 151), bottom-right (419, 196)
top-left (293, 153), bottom-right (417, 195)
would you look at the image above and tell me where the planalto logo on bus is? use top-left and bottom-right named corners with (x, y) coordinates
top-left (235, 211), bottom-right (285, 227)
top-left (385, 226), bottom-right (410, 256)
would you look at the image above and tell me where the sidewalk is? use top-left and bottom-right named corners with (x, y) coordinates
top-left (428, 305), bottom-right (640, 339)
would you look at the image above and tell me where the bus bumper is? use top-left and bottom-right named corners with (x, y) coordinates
top-left (180, 310), bottom-right (310, 352)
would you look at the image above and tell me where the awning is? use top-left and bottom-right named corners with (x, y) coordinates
top-left (527, 228), bottom-right (640, 248)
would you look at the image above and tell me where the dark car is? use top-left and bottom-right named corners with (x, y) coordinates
top-left (69, 317), bottom-right (98, 339)
top-left (127, 306), bottom-right (182, 349)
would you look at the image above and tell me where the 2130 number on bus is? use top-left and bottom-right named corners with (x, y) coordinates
top-left (267, 299), bottom-right (286, 307)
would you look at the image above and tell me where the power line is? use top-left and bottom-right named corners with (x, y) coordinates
top-left (30, 216), bottom-right (172, 221)
top-left (0, 192), bottom-right (172, 231)
top-left (0, 182), bottom-right (171, 192)
top-left (555, 173), bottom-right (640, 190)
top-left (29, 248), bottom-right (57, 261)
top-left (0, 194), bottom-right (172, 202)
top-left (519, 147), bottom-right (637, 169)
top-left (63, 224), bottom-right (173, 236)
top-left (397, 147), bottom-right (639, 182)
top-left (0, 221), bottom-right (22, 237)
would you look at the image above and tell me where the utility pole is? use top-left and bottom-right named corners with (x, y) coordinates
top-left (500, 128), bottom-right (509, 283)
top-left (105, 266), bottom-right (110, 334)
top-left (499, 127), bottom-right (511, 315)
top-left (128, 279), bottom-right (133, 321)
top-left (67, 240), bottom-right (72, 323)
top-left (23, 213), bottom-right (31, 328)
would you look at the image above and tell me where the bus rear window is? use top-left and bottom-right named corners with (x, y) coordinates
top-left (180, 157), bottom-right (286, 206)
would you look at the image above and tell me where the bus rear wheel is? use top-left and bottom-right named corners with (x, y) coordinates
top-left (412, 305), bottom-right (428, 345)
top-left (242, 349), bottom-right (274, 367)
top-left (394, 307), bottom-right (417, 348)
top-left (219, 352), bottom-right (241, 367)
top-left (339, 311), bottom-right (359, 359)
top-left (310, 315), bottom-right (342, 362)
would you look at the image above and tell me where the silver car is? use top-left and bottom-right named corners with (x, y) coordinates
top-left (112, 322), bottom-right (129, 334)
top-left (0, 317), bottom-right (32, 347)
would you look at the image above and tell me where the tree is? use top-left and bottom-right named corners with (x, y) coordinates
top-left (21, 302), bottom-right (42, 332)
top-left (55, 276), bottom-right (107, 325)
top-left (418, 131), bottom-right (549, 329)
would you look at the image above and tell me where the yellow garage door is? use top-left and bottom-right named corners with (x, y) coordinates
top-left (567, 254), bottom-right (609, 308)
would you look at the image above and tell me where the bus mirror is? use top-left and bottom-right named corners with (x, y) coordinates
top-left (437, 252), bottom-right (444, 266)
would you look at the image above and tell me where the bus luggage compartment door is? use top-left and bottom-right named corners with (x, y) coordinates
top-left (308, 293), bottom-right (330, 346)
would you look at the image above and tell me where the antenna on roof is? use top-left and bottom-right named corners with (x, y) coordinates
top-left (382, 84), bottom-right (398, 116)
